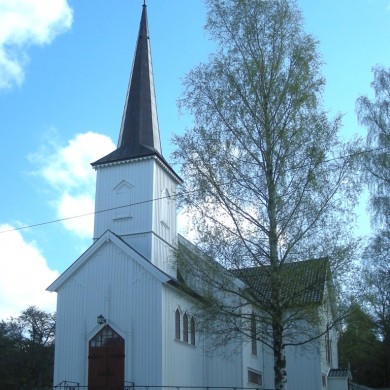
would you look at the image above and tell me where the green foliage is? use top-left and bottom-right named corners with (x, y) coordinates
top-left (175, 0), bottom-right (359, 269)
top-left (338, 303), bottom-right (386, 388)
top-left (361, 239), bottom-right (390, 387)
top-left (357, 66), bottom-right (390, 228)
top-left (356, 66), bottom-right (390, 387)
top-left (0, 306), bottom-right (55, 390)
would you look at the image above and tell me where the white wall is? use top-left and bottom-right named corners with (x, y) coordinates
top-left (53, 239), bottom-right (165, 387)
top-left (162, 284), bottom-right (243, 388)
top-left (94, 157), bottom-right (179, 277)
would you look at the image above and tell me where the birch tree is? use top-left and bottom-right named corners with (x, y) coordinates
top-left (173, 1), bottom-right (359, 389)
top-left (357, 66), bottom-right (390, 387)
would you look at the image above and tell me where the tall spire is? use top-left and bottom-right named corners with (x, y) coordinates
top-left (93, 3), bottom-right (162, 166)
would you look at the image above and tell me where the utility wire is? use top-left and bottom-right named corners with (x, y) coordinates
top-left (0, 193), bottom-right (186, 234)
top-left (0, 145), bottom-right (386, 235)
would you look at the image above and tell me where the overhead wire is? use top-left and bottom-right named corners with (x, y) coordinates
top-left (0, 145), bottom-right (386, 235)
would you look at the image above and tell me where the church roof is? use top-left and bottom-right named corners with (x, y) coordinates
top-left (177, 235), bottom-right (330, 307)
top-left (232, 258), bottom-right (330, 306)
top-left (92, 3), bottom-right (178, 179)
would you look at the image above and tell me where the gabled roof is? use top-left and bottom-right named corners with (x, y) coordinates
top-left (232, 258), bottom-right (330, 306)
top-left (328, 368), bottom-right (352, 378)
top-left (47, 230), bottom-right (171, 292)
top-left (177, 235), bottom-right (330, 307)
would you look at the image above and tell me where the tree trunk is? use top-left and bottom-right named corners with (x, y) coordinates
top-left (273, 321), bottom-right (287, 390)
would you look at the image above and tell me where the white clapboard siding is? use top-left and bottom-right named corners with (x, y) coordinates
top-left (50, 232), bottom-right (169, 386)
top-left (162, 287), bottom-right (205, 387)
top-left (93, 157), bottom-right (179, 277)
top-left (161, 285), bottom-right (244, 388)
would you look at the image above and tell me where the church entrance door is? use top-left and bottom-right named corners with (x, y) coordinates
top-left (88, 326), bottom-right (125, 390)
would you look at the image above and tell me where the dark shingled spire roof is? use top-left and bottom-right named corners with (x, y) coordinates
top-left (92, 3), bottom-right (171, 169)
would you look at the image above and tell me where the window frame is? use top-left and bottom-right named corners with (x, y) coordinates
top-left (248, 369), bottom-right (263, 386)
top-left (183, 313), bottom-right (189, 343)
top-left (190, 317), bottom-right (196, 345)
top-left (175, 309), bottom-right (181, 340)
top-left (251, 312), bottom-right (257, 356)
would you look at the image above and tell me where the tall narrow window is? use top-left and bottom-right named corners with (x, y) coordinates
top-left (161, 188), bottom-right (170, 226)
top-left (183, 313), bottom-right (189, 343)
top-left (325, 331), bottom-right (332, 365)
top-left (175, 309), bottom-right (181, 340)
top-left (251, 312), bottom-right (257, 355)
top-left (190, 317), bottom-right (196, 345)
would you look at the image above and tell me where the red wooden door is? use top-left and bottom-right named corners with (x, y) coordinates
top-left (88, 326), bottom-right (124, 390)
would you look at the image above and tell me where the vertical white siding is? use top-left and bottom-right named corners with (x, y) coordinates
top-left (94, 160), bottom-right (154, 241)
top-left (162, 287), bottom-right (205, 387)
top-left (285, 341), bottom-right (322, 390)
top-left (94, 157), bottom-right (179, 277)
top-left (53, 241), bottom-right (164, 386)
top-left (162, 286), bottom-right (243, 388)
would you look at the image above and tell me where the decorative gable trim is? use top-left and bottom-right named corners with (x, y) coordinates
top-left (46, 230), bottom-right (170, 292)
top-left (113, 179), bottom-right (134, 191)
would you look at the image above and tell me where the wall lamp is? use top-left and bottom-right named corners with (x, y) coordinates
top-left (97, 314), bottom-right (106, 325)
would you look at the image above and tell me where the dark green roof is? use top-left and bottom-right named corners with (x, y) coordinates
top-left (177, 235), bottom-right (330, 307)
top-left (231, 258), bottom-right (330, 306)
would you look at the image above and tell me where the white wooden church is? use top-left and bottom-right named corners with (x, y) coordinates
top-left (47, 4), bottom-right (351, 390)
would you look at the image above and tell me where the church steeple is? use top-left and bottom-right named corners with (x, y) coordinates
top-left (92, 3), bottom-right (163, 166)
top-left (92, 2), bottom-right (181, 271)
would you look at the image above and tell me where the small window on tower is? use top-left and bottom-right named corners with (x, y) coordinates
top-left (161, 188), bottom-right (170, 227)
top-left (113, 181), bottom-right (133, 219)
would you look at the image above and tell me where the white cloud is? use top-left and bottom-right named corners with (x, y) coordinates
top-left (0, 132), bottom-right (114, 320)
top-left (0, 0), bottom-right (73, 89)
top-left (0, 224), bottom-right (59, 320)
top-left (31, 131), bottom-right (116, 238)
top-left (57, 192), bottom-right (95, 237)
top-left (40, 132), bottom-right (111, 190)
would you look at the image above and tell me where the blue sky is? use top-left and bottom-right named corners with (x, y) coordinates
top-left (0, 0), bottom-right (389, 320)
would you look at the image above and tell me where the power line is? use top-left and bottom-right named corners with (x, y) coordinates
top-left (0, 146), bottom-right (385, 235)
top-left (0, 194), bottom-right (182, 234)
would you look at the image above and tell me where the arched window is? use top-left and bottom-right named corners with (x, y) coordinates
top-left (251, 312), bottom-right (257, 355)
top-left (183, 313), bottom-right (189, 343)
top-left (175, 309), bottom-right (181, 340)
top-left (190, 317), bottom-right (196, 345)
top-left (89, 326), bottom-right (123, 348)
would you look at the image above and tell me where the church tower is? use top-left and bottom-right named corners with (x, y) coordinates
top-left (92, 3), bottom-right (181, 277)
